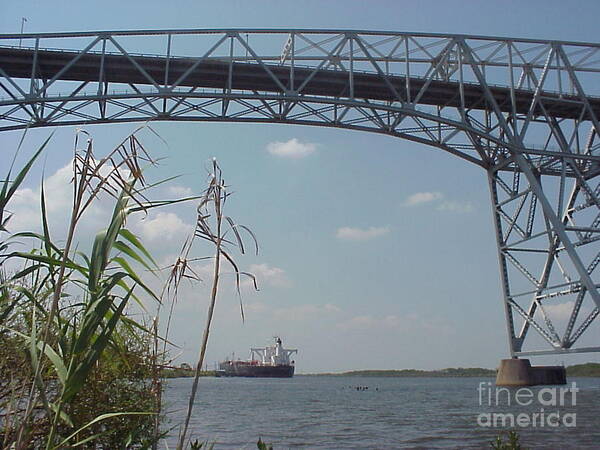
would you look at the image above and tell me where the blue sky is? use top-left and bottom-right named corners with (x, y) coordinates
top-left (1, 1), bottom-right (599, 372)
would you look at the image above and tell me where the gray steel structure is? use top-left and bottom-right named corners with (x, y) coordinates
top-left (1, 29), bottom-right (600, 358)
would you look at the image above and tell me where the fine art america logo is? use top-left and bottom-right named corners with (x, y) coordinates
top-left (476, 382), bottom-right (578, 428)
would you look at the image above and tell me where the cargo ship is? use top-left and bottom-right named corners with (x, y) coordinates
top-left (216, 337), bottom-right (298, 378)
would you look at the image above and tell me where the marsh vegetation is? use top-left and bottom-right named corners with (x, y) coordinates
top-left (0, 128), bottom-right (255, 448)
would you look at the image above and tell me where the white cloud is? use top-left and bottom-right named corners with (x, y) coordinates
top-left (542, 301), bottom-right (593, 322)
top-left (335, 226), bottom-right (390, 241)
top-left (543, 302), bottom-right (574, 321)
top-left (267, 138), bottom-right (316, 159)
top-left (10, 187), bottom-right (38, 208)
top-left (324, 303), bottom-right (341, 313)
top-left (168, 185), bottom-right (194, 197)
top-left (7, 187), bottom-right (40, 232)
top-left (437, 201), bottom-right (474, 213)
top-left (246, 263), bottom-right (291, 288)
top-left (403, 191), bottom-right (443, 206)
top-left (136, 212), bottom-right (193, 242)
top-left (11, 164), bottom-right (72, 214)
top-left (335, 313), bottom-right (454, 336)
top-left (161, 260), bottom-right (288, 297)
top-left (402, 191), bottom-right (473, 213)
top-left (6, 162), bottom-right (108, 233)
top-left (336, 314), bottom-right (408, 331)
top-left (213, 301), bottom-right (341, 321)
top-left (273, 303), bottom-right (342, 320)
top-left (6, 157), bottom-right (156, 236)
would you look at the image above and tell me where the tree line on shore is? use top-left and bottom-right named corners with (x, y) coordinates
top-left (299, 363), bottom-right (600, 378)
top-left (163, 362), bottom-right (600, 378)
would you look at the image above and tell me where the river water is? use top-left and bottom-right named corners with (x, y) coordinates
top-left (161, 376), bottom-right (600, 449)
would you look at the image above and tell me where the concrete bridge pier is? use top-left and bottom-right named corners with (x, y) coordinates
top-left (496, 359), bottom-right (566, 386)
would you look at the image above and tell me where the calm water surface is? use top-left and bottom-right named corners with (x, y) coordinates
top-left (162, 376), bottom-right (600, 449)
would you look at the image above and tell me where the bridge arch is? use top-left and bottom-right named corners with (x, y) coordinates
top-left (1, 29), bottom-right (600, 357)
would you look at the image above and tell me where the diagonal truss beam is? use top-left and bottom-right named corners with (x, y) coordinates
top-left (1, 29), bottom-right (600, 358)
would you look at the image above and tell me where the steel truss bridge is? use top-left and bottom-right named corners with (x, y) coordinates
top-left (1, 29), bottom-right (600, 358)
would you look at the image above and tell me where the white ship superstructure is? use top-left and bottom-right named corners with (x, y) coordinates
top-left (251, 337), bottom-right (298, 366)
top-left (217, 337), bottom-right (298, 378)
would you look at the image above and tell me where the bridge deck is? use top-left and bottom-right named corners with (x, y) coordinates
top-left (1, 47), bottom-right (597, 121)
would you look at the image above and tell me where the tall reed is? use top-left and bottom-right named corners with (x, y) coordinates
top-left (0, 128), bottom-right (191, 448)
top-left (168, 159), bottom-right (257, 449)
top-left (1, 130), bottom-right (256, 448)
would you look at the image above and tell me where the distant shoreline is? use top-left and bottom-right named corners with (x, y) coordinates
top-left (299, 368), bottom-right (495, 377)
top-left (299, 363), bottom-right (600, 378)
top-left (162, 363), bottom-right (600, 378)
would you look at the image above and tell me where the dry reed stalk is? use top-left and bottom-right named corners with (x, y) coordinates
top-left (166, 159), bottom-right (257, 449)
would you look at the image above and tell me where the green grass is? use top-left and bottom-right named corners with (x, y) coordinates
top-left (0, 128), bottom-right (192, 448)
top-left (566, 362), bottom-right (600, 377)
top-left (161, 368), bottom-right (216, 378)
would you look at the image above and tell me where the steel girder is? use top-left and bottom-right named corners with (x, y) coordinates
top-left (1, 29), bottom-right (600, 357)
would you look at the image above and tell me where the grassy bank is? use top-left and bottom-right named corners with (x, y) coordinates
top-left (566, 363), bottom-right (600, 377)
top-left (161, 368), bottom-right (216, 378)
